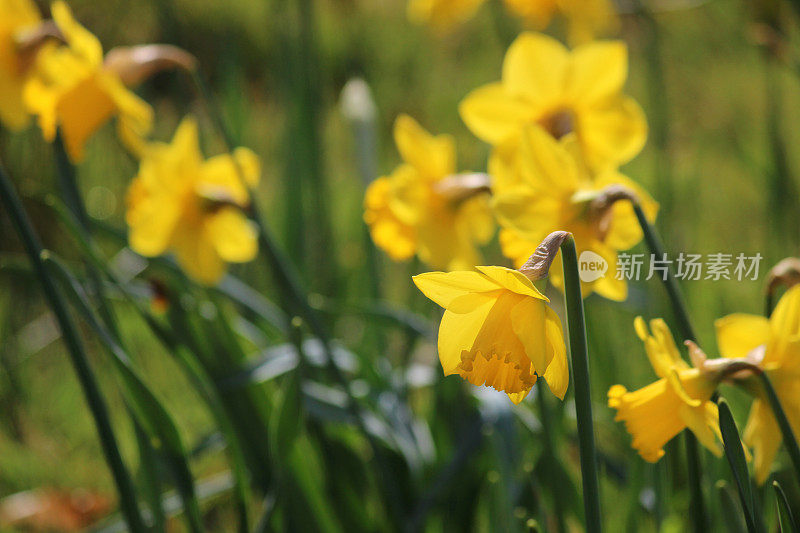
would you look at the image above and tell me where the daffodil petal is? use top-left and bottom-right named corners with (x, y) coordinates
top-left (714, 313), bottom-right (771, 359)
top-left (510, 296), bottom-right (548, 372)
top-left (502, 32), bottom-right (568, 105)
top-left (577, 94), bottom-right (647, 170)
top-left (413, 270), bottom-right (501, 309)
top-left (543, 306), bottom-right (569, 399)
top-left (205, 207), bottom-right (259, 263)
top-left (437, 297), bottom-right (495, 374)
top-left (567, 41), bottom-right (627, 104)
top-left (393, 114), bottom-right (455, 179)
top-left (475, 265), bottom-right (547, 300)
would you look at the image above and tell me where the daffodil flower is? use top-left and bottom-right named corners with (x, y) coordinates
top-left (364, 114), bottom-right (494, 271)
top-left (0, 0), bottom-right (42, 129)
top-left (407, 0), bottom-right (487, 33)
top-left (125, 117), bottom-right (260, 285)
top-left (504, 0), bottom-right (618, 45)
top-left (460, 32), bottom-right (646, 172)
top-left (407, 0), bottom-right (616, 43)
top-left (23, 1), bottom-right (152, 161)
top-left (490, 124), bottom-right (657, 301)
top-left (714, 284), bottom-right (800, 484)
top-left (608, 317), bottom-right (724, 462)
top-left (413, 264), bottom-right (568, 404)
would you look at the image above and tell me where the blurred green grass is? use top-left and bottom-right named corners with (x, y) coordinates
top-left (1, 0), bottom-right (799, 530)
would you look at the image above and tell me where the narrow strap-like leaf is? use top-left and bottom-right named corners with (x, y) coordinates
top-left (717, 399), bottom-right (766, 533)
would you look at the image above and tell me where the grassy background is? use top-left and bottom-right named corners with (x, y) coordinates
top-left (1, 0), bottom-right (799, 530)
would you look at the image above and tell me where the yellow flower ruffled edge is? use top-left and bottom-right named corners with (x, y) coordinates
top-left (715, 284), bottom-right (800, 484)
top-left (414, 265), bottom-right (568, 404)
top-left (608, 317), bottom-right (722, 462)
top-left (23, 1), bottom-right (153, 161)
top-left (459, 32), bottom-right (647, 173)
top-left (364, 114), bottom-right (494, 271)
top-left (0, 0), bottom-right (41, 130)
top-left (126, 117), bottom-right (260, 286)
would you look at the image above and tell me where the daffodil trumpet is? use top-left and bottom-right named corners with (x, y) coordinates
top-left (559, 232), bottom-right (602, 532)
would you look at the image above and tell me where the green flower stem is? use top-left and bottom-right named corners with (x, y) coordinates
top-left (560, 235), bottom-right (602, 532)
top-left (0, 161), bottom-right (147, 532)
top-left (630, 201), bottom-right (707, 531)
top-left (756, 372), bottom-right (800, 483)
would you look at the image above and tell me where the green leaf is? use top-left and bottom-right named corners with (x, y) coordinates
top-left (716, 480), bottom-right (748, 533)
top-left (43, 253), bottom-right (204, 532)
top-left (718, 398), bottom-right (766, 533)
top-left (773, 481), bottom-right (799, 533)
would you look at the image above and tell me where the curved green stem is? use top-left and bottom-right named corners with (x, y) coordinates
top-left (560, 235), bottom-right (602, 532)
top-left (631, 201), bottom-right (707, 532)
top-left (0, 161), bottom-right (146, 532)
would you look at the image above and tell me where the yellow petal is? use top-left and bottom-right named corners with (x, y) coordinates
top-left (51, 1), bottom-right (103, 67)
top-left (768, 284), bottom-right (800, 365)
top-left (510, 296), bottom-right (548, 373)
top-left (491, 187), bottom-right (562, 239)
top-left (475, 265), bottom-right (547, 300)
top-left (437, 295), bottom-right (496, 374)
top-left (743, 399), bottom-right (782, 485)
top-left (576, 94), bottom-right (647, 171)
top-left (200, 148), bottom-right (261, 206)
top-left (543, 306), bottom-right (569, 399)
top-left (714, 313), bottom-right (771, 359)
top-left (364, 177), bottom-right (417, 261)
top-left (502, 32), bottom-right (568, 105)
top-left (567, 41), bottom-right (627, 104)
top-left (517, 124), bottom-right (581, 193)
top-left (56, 74), bottom-right (116, 161)
top-left (205, 207), bottom-right (258, 263)
top-left (459, 82), bottom-right (536, 145)
top-left (679, 402), bottom-right (723, 457)
top-left (393, 114), bottom-right (455, 179)
top-left (499, 227), bottom-right (538, 269)
top-left (413, 270), bottom-right (501, 310)
top-left (172, 219), bottom-right (227, 285)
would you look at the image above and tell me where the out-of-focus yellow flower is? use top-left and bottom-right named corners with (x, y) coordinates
top-left (364, 114), bottom-right (494, 271)
top-left (413, 265), bottom-right (568, 403)
top-left (407, 0), bottom-right (487, 33)
top-left (715, 284), bottom-right (800, 484)
top-left (504, 0), bottom-right (618, 45)
top-left (0, 0), bottom-right (41, 129)
top-left (23, 1), bottom-right (152, 161)
top-left (460, 32), bottom-right (646, 172)
top-left (126, 117), bottom-right (260, 286)
top-left (609, 317), bottom-right (723, 462)
top-left (490, 125), bottom-right (657, 301)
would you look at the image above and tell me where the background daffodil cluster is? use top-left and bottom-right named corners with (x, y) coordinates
top-left (1, 0), bottom-right (800, 531)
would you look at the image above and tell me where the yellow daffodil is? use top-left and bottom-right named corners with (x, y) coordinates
top-left (23, 1), bottom-right (152, 161)
top-left (407, 0), bottom-right (486, 33)
top-left (364, 114), bottom-right (494, 271)
top-left (504, 0), bottom-right (618, 45)
top-left (125, 117), bottom-right (260, 285)
top-left (490, 124), bottom-right (657, 301)
top-left (0, 0), bottom-right (41, 129)
top-left (608, 317), bottom-right (723, 462)
top-left (414, 265), bottom-right (568, 403)
top-left (715, 284), bottom-right (800, 484)
top-left (460, 32), bottom-right (646, 172)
